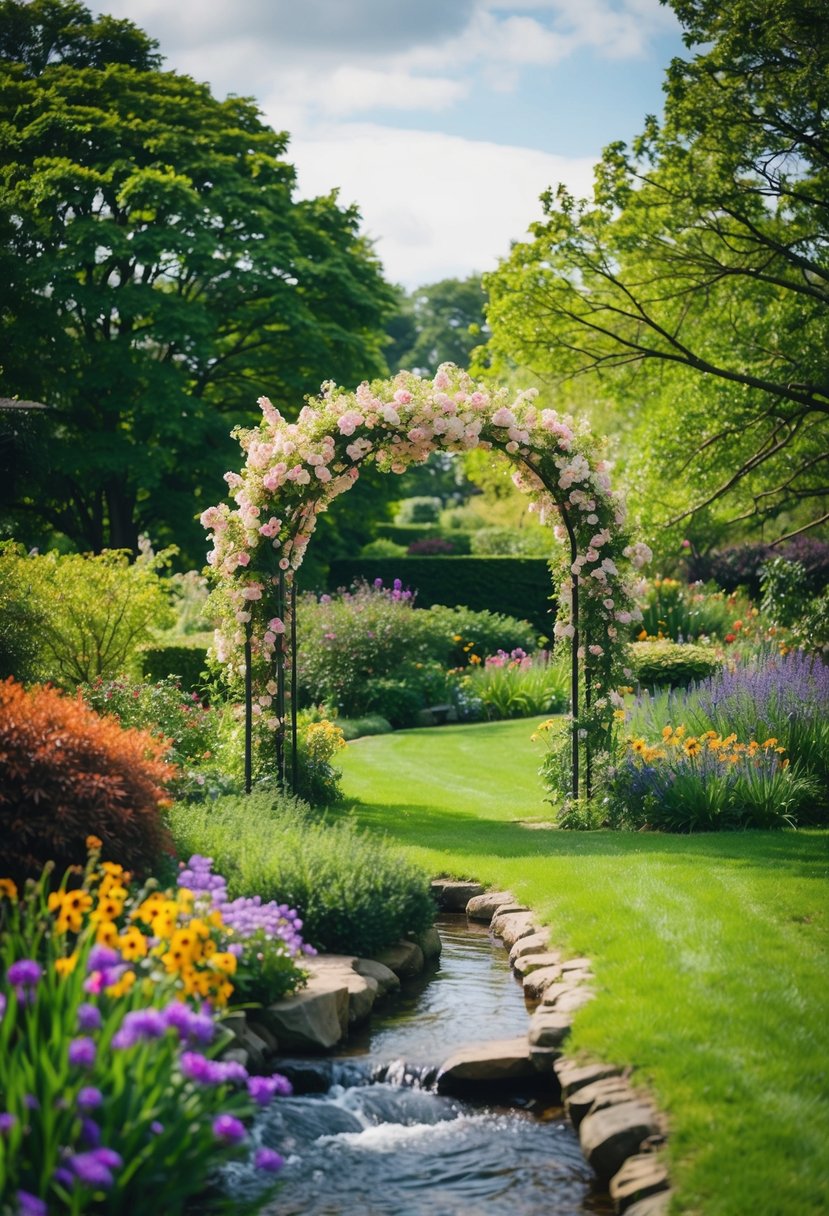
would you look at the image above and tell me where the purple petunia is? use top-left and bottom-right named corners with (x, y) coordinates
top-left (212, 1114), bottom-right (246, 1145)
top-left (68, 1037), bottom-right (97, 1069)
top-left (254, 1146), bottom-right (285, 1173)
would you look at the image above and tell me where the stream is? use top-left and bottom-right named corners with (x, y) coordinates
top-left (225, 915), bottom-right (611, 1216)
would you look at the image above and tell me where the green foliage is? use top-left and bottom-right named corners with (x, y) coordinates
top-left (484, 0), bottom-right (829, 539)
top-left (0, 677), bottom-right (174, 885)
top-left (359, 538), bottom-right (407, 558)
top-left (635, 577), bottom-right (745, 642)
top-left (327, 557), bottom-right (555, 633)
top-left (629, 641), bottom-right (723, 689)
top-left (0, 0), bottom-right (394, 560)
top-left (425, 603), bottom-right (539, 667)
top-left (140, 645), bottom-right (209, 695)
top-left (760, 557), bottom-right (809, 629)
top-left (469, 526), bottom-right (552, 557)
top-left (335, 714), bottom-right (393, 741)
top-left (395, 496), bottom-right (442, 524)
top-left (0, 542), bottom-right (173, 687)
top-left (292, 711), bottom-right (347, 806)
top-left (385, 275), bottom-right (489, 376)
top-left (296, 580), bottom-right (436, 717)
top-left (166, 792), bottom-right (436, 957)
top-left (451, 653), bottom-right (568, 722)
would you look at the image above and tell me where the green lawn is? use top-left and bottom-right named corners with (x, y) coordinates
top-left (336, 718), bottom-right (829, 1216)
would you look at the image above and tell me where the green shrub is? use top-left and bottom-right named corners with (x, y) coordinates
top-left (0, 542), bottom-right (174, 688)
top-left (166, 792), bottom-right (436, 956)
top-left (327, 556), bottom-right (556, 633)
top-left (336, 714), bottom-right (393, 740)
top-left (426, 603), bottom-right (538, 666)
top-left (635, 577), bottom-right (741, 641)
top-left (396, 496), bottom-right (442, 524)
top-left (469, 527), bottom-right (552, 557)
top-left (629, 641), bottom-right (722, 689)
top-left (140, 644), bottom-right (209, 693)
top-left (451, 651), bottom-right (568, 721)
top-left (362, 678), bottom-right (423, 728)
top-left (292, 711), bottom-right (347, 805)
top-left (359, 538), bottom-right (407, 558)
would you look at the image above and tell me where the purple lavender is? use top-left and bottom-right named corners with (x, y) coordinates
top-left (16, 1192), bottom-right (46, 1216)
top-left (111, 1008), bottom-right (167, 1050)
top-left (77, 1087), bottom-right (103, 1111)
top-left (0, 1112), bottom-right (17, 1135)
top-left (180, 1052), bottom-right (248, 1086)
top-left (68, 1147), bottom-right (122, 1189)
top-left (178, 856), bottom-right (315, 958)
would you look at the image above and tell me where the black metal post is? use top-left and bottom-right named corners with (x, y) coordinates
top-left (244, 619), bottom-right (252, 795)
top-left (275, 569), bottom-right (286, 786)
top-left (559, 505), bottom-right (580, 803)
top-left (290, 579), bottom-right (298, 793)
top-left (584, 661), bottom-right (592, 800)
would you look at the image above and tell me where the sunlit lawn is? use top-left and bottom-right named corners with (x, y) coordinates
top-left (336, 717), bottom-right (829, 1216)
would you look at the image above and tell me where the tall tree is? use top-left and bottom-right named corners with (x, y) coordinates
top-left (0, 0), bottom-right (395, 562)
top-left (485, 0), bottom-right (829, 543)
top-left (387, 275), bottom-right (489, 376)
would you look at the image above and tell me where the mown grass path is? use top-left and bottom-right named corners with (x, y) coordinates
top-left (337, 718), bottom-right (829, 1216)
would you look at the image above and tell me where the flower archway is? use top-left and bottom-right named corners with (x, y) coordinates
top-left (202, 364), bottom-right (650, 802)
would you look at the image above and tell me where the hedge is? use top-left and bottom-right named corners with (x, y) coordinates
top-left (140, 644), bottom-right (209, 694)
top-left (327, 557), bottom-right (556, 634)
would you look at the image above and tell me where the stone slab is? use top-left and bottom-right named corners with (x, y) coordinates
top-left (373, 940), bottom-right (425, 979)
top-left (466, 891), bottom-right (515, 921)
top-left (624, 1193), bottom-right (672, 1216)
top-left (514, 951), bottom-right (565, 978)
top-left (306, 954), bottom-right (380, 1025)
top-left (491, 910), bottom-right (537, 948)
top-left (554, 1059), bottom-right (623, 1099)
top-left (261, 974), bottom-right (349, 1050)
top-left (509, 931), bottom-right (553, 962)
top-left (610, 1153), bottom-right (670, 1214)
top-left (430, 880), bottom-right (485, 910)
top-left (523, 964), bottom-right (563, 999)
top-left (436, 1036), bottom-right (536, 1093)
top-left (353, 957), bottom-right (401, 996)
top-left (566, 1077), bottom-right (636, 1128)
top-left (415, 924), bottom-right (442, 961)
top-left (528, 1009), bottom-right (572, 1049)
top-left (579, 1101), bottom-right (662, 1183)
top-left (551, 987), bottom-right (595, 1015)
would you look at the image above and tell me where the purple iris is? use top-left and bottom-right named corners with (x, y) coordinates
top-left (212, 1114), bottom-right (246, 1145)
top-left (246, 1073), bottom-right (292, 1106)
top-left (68, 1037), bottom-right (97, 1069)
top-left (77, 1003), bottom-right (102, 1032)
top-left (254, 1146), bottom-right (285, 1173)
top-left (68, 1147), bottom-right (122, 1189)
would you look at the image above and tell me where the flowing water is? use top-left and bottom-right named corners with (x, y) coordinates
top-left (225, 916), bottom-right (611, 1216)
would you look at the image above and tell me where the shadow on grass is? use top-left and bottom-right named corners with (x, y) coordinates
top-left (331, 798), bottom-right (829, 880)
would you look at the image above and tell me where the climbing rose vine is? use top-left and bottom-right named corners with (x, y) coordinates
top-left (202, 365), bottom-right (649, 799)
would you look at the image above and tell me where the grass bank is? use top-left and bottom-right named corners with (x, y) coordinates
top-left (336, 718), bottom-right (829, 1216)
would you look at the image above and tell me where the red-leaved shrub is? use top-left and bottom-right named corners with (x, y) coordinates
top-left (0, 678), bottom-right (175, 884)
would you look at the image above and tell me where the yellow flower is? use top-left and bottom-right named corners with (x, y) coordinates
top-left (0, 878), bottom-right (18, 901)
top-left (100, 861), bottom-right (125, 878)
top-left (95, 920), bottom-right (119, 947)
top-left (106, 970), bottom-right (136, 998)
top-left (613, 709), bottom-right (627, 722)
top-left (661, 725), bottom-right (674, 740)
top-left (762, 737), bottom-right (779, 750)
top-left (684, 738), bottom-right (701, 756)
top-left (118, 927), bottom-right (149, 961)
top-left (86, 835), bottom-right (103, 850)
top-left (55, 953), bottom-right (78, 978)
top-left (212, 951), bottom-right (238, 976)
top-left (631, 738), bottom-right (646, 755)
top-left (452, 634), bottom-right (463, 642)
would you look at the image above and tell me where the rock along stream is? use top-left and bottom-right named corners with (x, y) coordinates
top-left (225, 915), bottom-right (612, 1216)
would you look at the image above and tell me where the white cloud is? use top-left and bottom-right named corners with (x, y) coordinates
top-left (312, 66), bottom-right (468, 117)
top-left (286, 123), bottom-right (595, 288)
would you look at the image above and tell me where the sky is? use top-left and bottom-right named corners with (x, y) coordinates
top-left (103, 0), bottom-right (687, 289)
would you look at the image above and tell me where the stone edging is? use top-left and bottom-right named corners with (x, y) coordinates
top-left (432, 880), bottom-right (672, 1216)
